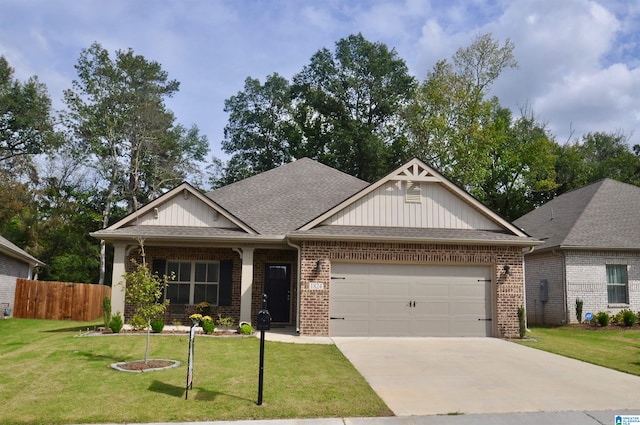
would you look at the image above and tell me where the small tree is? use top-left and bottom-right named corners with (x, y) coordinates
top-left (517, 305), bottom-right (526, 339)
top-left (575, 298), bottom-right (583, 323)
top-left (123, 259), bottom-right (170, 363)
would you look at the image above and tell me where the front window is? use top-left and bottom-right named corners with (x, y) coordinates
top-left (166, 261), bottom-right (219, 305)
top-left (606, 265), bottom-right (628, 304)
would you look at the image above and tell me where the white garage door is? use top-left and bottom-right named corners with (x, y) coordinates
top-left (329, 263), bottom-right (493, 337)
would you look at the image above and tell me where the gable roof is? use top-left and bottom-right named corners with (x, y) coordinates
top-left (0, 235), bottom-right (43, 267)
top-left (514, 179), bottom-right (640, 251)
top-left (206, 158), bottom-right (369, 234)
top-left (299, 158), bottom-right (531, 238)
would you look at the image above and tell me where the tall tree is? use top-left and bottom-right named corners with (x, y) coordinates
top-left (406, 34), bottom-right (518, 188)
top-left (556, 131), bottom-right (640, 194)
top-left (0, 56), bottom-right (57, 163)
top-left (64, 42), bottom-right (208, 283)
top-left (292, 33), bottom-right (417, 181)
top-left (217, 73), bottom-right (299, 185)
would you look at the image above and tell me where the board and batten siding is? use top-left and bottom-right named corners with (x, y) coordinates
top-left (137, 194), bottom-right (236, 228)
top-left (322, 181), bottom-right (501, 230)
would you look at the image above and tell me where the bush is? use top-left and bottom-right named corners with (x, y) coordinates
top-left (517, 305), bottom-right (526, 339)
top-left (102, 296), bottom-right (112, 329)
top-left (150, 317), bottom-right (165, 333)
top-left (595, 311), bottom-right (610, 327)
top-left (216, 314), bottom-right (235, 329)
top-left (196, 301), bottom-right (211, 315)
top-left (575, 298), bottom-right (583, 323)
top-left (109, 313), bottom-right (124, 333)
top-left (621, 310), bottom-right (637, 327)
top-left (239, 322), bottom-right (253, 335)
top-left (201, 316), bottom-right (215, 334)
top-left (129, 314), bottom-right (147, 331)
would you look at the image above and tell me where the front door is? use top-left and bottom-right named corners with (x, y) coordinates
top-left (264, 264), bottom-right (291, 323)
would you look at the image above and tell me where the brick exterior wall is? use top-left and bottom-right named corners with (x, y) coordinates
top-left (297, 241), bottom-right (524, 338)
top-left (523, 249), bottom-right (640, 325)
top-left (523, 251), bottom-right (566, 325)
top-left (565, 250), bottom-right (640, 322)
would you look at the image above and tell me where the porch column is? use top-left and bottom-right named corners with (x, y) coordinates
top-left (110, 243), bottom-right (127, 318)
top-left (239, 247), bottom-right (255, 323)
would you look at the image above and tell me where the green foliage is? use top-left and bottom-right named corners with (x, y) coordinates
top-left (150, 317), bottom-right (165, 333)
top-left (216, 314), bottom-right (235, 328)
top-left (615, 310), bottom-right (637, 327)
top-left (575, 298), bottom-right (583, 324)
top-left (517, 305), bottom-right (526, 339)
top-left (128, 314), bottom-right (147, 331)
top-left (239, 322), bottom-right (253, 335)
top-left (196, 301), bottom-right (211, 315)
top-left (108, 312), bottom-right (123, 333)
top-left (102, 296), bottom-right (111, 328)
top-left (595, 311), bottom-right (610, 327)
top-left (201, 316), bottom-right (215, 334)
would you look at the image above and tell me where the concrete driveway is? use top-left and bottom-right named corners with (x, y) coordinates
top-left (333, 337), bottom-right (640, 416)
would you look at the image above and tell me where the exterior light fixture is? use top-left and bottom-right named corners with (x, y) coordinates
top-left (315, 260), bottom-right (322, 272)
top-left (504, 265), bottom-right (512, 275)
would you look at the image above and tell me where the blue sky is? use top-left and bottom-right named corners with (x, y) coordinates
top-left (2, 0), bottom-right (639, 162)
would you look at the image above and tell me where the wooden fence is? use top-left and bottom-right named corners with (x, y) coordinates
top-left (13, 279), bottom-right (111, 321)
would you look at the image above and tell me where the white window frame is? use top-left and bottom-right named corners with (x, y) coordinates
top-left (606, 264), bottom-right (628, 305)
top-left (165, 260), bottom-right (220, 305)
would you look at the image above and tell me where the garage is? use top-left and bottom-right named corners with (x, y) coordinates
top-left (329, 263), bottom-right (493, 337)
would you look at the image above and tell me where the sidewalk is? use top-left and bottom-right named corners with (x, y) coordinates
top-left (77, 410), bottom-right (640, 425)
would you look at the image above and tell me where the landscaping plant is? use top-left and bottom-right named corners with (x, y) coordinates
top-left (150, 317), bottom-right (165, 333)
top-left (109, 312), bottom-right (123, 333)
top-left (575, 298), bottom-right (583, 323)
top-left (517, 305), bottom-right (526, 339)
top-left (201, 315), bottom-right (215, 334)
top-left (595, 311), bottom-right (610, 327)
top-left (621, 310), bottom-right (636, 327)
top-left (102, 296), bottom-right (112, 329)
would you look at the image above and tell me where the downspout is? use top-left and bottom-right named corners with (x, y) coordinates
top-left (286, 238), bottom-right (302, 334)
top-left (522, 245), bottom-right (535, 331)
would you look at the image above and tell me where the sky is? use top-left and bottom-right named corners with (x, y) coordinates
top-left (2, 0), bottom-right (639, 163)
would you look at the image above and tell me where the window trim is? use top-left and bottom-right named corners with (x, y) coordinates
top-left (606, 264), bottom-right (629, 305)
top-left (165, 260), bottom-right (220, 305)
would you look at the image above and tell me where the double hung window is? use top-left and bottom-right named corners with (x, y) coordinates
top-left (165, 261), bottom-right (220, 305)
top-left (606, 264), bottom-right (628, 304)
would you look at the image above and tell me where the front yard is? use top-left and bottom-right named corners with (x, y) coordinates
top-left (0, 318), bottom-right (391, 425)
top-left (520, 325), bottom-right (640, 376)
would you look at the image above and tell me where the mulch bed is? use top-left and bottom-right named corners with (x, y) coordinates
top-left (116, 360), bottom-right (176, 371)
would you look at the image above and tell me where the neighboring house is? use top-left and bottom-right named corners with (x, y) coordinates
top-left (0, 235), bottom-right (43, 316)
top-left (514, 179), bottom-right (640, 325)
top-left (93, 158), bottom-right (539, 338)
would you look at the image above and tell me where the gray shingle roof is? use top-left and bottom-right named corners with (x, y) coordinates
top-left (514, 179), bottom-right (640, 251)
top-left (289, 225), bottom-right (540, 245)
top-left (206, 158), bottom-right (370, 234)
top-left (0, 235), bottom-right (42, 266)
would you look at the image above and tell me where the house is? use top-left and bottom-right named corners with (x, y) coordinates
top-left (513, 179), bottom-right (640, 325)
top-left (0, 235), bottom-right (43, 317)
top-left (92, 158), bottom-right (539, 338)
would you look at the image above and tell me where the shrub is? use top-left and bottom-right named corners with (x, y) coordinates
top-left (102, 296), bottom-right (112, 329)
top-left (129, 314), bottom-right (147, 331)
top-left (517, 305), bottom-right (526, 339)
top-left (216, 314), bottom-right (235, 329)
top-left (196, 301), bottom-right (211, 315)
top-left (595, 311), bottom-right (610, 327)
top-left (201, 316), bottom-right (215, 334)
top-left (575, 298), bottom-right (583, 323)
top-left (150, 317), bottom-right (165, 333)
top-left (239, 323), bottom-right (253, 335)
top-left (109, 313), bottom-right (124, 333)
top-left (621, 310), bottom-right (637, 327)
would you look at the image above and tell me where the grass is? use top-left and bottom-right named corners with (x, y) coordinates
top-left (0, 318), bottom-right (392, 425)
top-left (519, 325), bottom-right (640, 376)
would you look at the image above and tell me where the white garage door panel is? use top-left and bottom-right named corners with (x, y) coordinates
top-left (330, 263), bottom-right (492, 337)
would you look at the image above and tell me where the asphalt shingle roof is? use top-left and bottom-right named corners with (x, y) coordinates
top-left (206, 158), bottom-right (370, 234)
top-left (0, 234), bottom-right (42, 265)
top-left (514, 179), bottom-right (640, 251)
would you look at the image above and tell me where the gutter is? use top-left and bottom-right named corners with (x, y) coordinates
top-left (287, 233), bottom-right (543, 247)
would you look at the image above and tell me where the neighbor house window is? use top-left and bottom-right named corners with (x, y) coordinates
top-left (165, 261), bottom-right (219, 305)
top-left (606, 265), bottom-right (628, 304)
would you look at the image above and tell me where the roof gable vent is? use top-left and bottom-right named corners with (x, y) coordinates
top-left (405, 181), bottom-right (421, 203)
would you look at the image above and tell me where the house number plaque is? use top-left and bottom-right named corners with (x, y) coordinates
top-left (309, 282), bottom-right (324, 290)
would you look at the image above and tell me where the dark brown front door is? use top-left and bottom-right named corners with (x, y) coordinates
top-left (264, 264), bottom-right (291, 323)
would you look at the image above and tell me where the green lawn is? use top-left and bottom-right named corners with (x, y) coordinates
top-left (519, 325), bottom-right (640, 376)
top-left (0, 319), bottom-right (391, 425)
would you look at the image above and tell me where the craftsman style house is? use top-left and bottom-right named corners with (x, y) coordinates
top-left (93, 158), bottom-right (539, 337)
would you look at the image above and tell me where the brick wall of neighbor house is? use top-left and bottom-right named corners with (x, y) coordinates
top-left (523, 251), bottom-right (566, 325)
top-left (565, 250), bottom-right (640, 322)
top-left (125, 247), bottom-right (242, 325)
top-left (298, 241), bottom-right (524, 338)
top-left (0, 254), bottom-right (30, 313)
